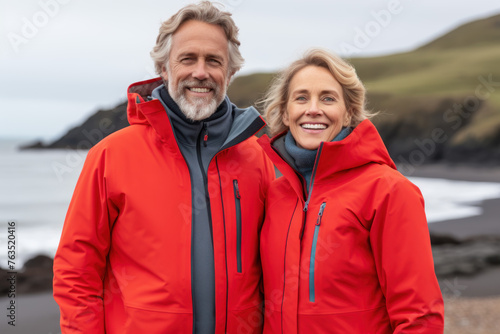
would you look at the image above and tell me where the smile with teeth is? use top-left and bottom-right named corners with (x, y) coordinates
top-left (301, 123), bottom-right (327, 130)
top-left (189, 87), bottom-right (211, 93)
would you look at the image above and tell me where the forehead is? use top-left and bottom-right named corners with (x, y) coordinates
top-left (289, 65), bottom-right (343, 93)
top-left (170, 20), bottom-right (229, 58)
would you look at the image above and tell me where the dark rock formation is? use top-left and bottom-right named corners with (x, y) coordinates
top-left (0, 255), bottom-right (54, 296)
top-left (21, 102), bottom-right (128, 150)
top-left (431, 234), bottom-right (500, 277)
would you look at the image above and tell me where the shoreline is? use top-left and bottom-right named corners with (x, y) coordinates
top-left (403, 163), bottom-right (500, 239)
top-left (400, 163), bottom-right (500, 182)
top-left (428, 197), bottom-right (500, 239)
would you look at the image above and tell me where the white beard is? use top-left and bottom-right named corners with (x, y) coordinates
top-left (167, 75), bottom-right (226, 122)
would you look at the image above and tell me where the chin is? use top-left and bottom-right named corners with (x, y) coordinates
top-left (298, 141), bottom-right (322, 151)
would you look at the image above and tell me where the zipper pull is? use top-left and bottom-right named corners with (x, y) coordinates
top-left (316, 202), bottom-right (326, 226)
top-left (233, 180), bottom-right (241, 199)
top-left (203, 123), bottom-right (208, 147)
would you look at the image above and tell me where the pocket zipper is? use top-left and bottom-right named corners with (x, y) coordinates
top-left (233, 180), bottom-right (242, 273)
top-left (309, 202), bottom-right (326, 302)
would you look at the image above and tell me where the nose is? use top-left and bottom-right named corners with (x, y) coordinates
top-left (305, 99), bottom-right (322, 116)
top-left (192, 60), bottom-right (209, 80)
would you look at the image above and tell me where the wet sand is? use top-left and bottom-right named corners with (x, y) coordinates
top-left (0, 292), bottom-right (60, 334)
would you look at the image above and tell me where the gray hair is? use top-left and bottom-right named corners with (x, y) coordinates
top-left (150, 1), bottom-right (244, 77)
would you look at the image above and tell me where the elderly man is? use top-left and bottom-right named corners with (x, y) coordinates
top-left (53, 2), bottom-right (275, 333)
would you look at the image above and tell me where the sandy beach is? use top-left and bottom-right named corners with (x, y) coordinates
top-left (1, 164), bottom-right (499, 333)
top-left (0, 292), bottom-right (60, 334)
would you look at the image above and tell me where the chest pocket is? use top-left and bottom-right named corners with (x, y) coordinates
top-left (309, 202), bottom-right (326, 302)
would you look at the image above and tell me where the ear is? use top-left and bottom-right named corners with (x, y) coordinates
top-left (282, 110), bottom-right (290, 127)
top-left (226, 71), bottom-right (235, 87)
top-left (343, 111), bottom-right (352, 127)
top-left (161, 65), bottom-right (168, 81)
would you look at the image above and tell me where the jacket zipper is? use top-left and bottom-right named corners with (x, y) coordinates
top-left (309, 202), bottom-right (326, 303)
top-left (233, 179), bottom-right (242, 273)
top-left (178, 111), bottom-right (263, 333)
top-left (300, 143), bottom-right (324, 240)
top-left (193, 122), bottom-right (214, 332)
top-left (196, 122), bottom-right (213, 242)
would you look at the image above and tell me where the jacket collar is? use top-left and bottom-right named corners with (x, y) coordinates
top-left (126, 77), bottom-right (266, 152)
top-left (258, 120), bottom-right (397, 199)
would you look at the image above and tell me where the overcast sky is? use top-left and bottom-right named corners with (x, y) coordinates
top-left (1, 0), bottom-right (499, 141)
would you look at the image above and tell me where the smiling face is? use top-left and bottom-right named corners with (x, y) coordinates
top-left (283, 65), bottom-right (351, 150)
top-left (162, 20), bottom-right (231, 121)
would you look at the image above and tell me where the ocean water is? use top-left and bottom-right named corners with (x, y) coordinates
top-left (1, 139), bottom-right (500, 267)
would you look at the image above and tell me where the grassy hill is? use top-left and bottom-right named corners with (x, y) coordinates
top-left (35, 13), bottom-right (500, 164)
top-left (227, 13), bottom-right (500, 164)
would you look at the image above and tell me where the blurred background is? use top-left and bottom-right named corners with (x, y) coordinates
top-left (1, 1), bottom-right (500, 333)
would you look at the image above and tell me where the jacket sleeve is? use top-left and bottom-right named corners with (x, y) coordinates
top-left (261, 152), bottom-right (277, 201)
top-left (53, 145), bottom-right (117, 333)
top-left (369, 176), bottom-right (444, 333)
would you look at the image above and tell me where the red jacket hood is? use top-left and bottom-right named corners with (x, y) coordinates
top-left (314, 119), bottom-right (396, 175)
top-left (126, 77), bottom-right (164, 126)
top-left (258, 120), bottom-right (396, 196)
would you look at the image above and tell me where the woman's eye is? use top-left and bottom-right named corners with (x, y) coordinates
top-left (296, 96), bottom-right (306, 101)
top-left (323, 96), bottom-right (336, 102)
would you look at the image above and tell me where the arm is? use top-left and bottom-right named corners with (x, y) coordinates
top-left (370, 176), bottom-right (444, 333)
top-left (262, 153), bottom-right (277, 197)
top-left (53, 146), bottom-right (117, 333)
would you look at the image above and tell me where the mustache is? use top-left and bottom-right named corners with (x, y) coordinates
top-left (179, 79), bottom-right (217, 90)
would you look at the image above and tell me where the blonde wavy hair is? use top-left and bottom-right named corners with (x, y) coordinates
top-left (150, 1), bottom-right (244, 77)
top-left (262, 48), bottom-right (372, 137)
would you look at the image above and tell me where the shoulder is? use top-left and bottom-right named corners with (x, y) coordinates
top-left (92, 124), bottom-right (148, 150)
top-left (369, 164), bottom-right (425, 206)
top-left (85, 124), bottom-right (151, 163)
top-left (344, 163), bottom-right (424, 207)
top-left (227, 135), bottom-right (269, 160)
top-left (267, 175), bottom-right (295, 200)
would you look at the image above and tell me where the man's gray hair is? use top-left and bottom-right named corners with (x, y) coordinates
top-left (150, 1), bottom-right (244, 77)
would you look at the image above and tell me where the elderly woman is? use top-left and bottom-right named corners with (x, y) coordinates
top-left (257, 49), bottom-right (444, 333)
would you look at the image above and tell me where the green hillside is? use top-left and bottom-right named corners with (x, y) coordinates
top-left (228, 13), bottom-right (500, 164)
top-left (36, 13), bottom-right (500, 163)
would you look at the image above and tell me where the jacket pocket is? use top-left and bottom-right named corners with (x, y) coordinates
top-left (309, 202), bottom-right (326, 302)
top-left (233, 179), bottom-right (242, 273)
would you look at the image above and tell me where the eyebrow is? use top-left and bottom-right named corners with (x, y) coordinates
top-left (177, 52), bottom-right (225, 62)
top-left (291, 89), bottom-right (341, 98)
